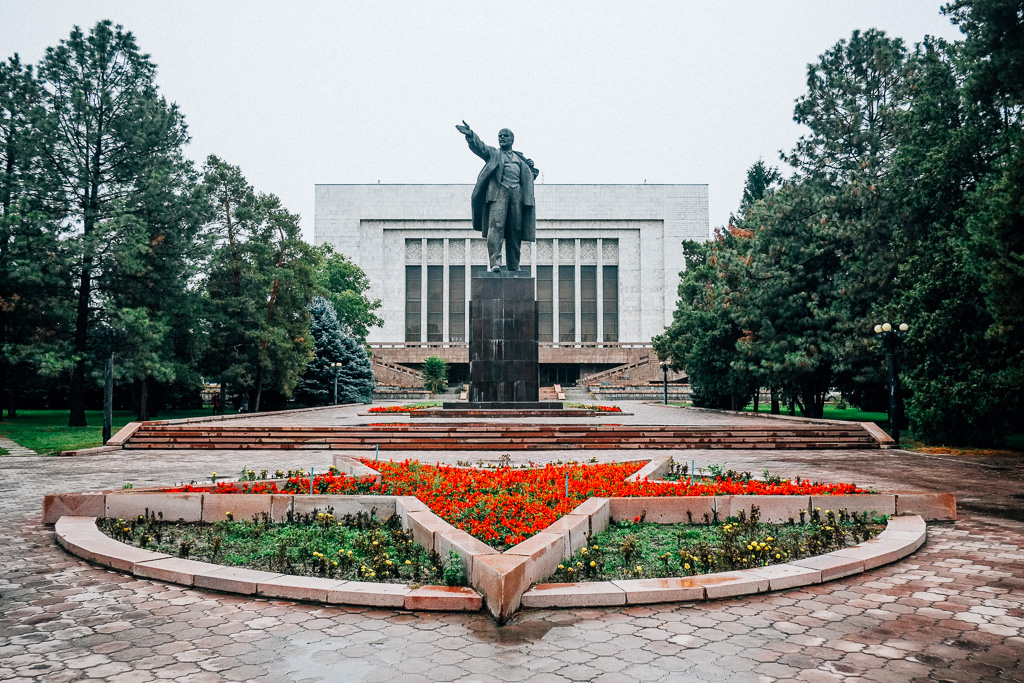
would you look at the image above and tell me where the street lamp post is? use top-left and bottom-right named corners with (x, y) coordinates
top-left (873, 322), bottom-right (908, 445)
top-left (660, 361), bottom-right (669, 405)
top-left (330, 362), bottom-right (342, 405)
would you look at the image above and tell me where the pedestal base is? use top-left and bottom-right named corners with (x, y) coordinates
top-left (443, 401), bottom-right (563, 410)
top-left (469, 273), bottom-right (539, 404)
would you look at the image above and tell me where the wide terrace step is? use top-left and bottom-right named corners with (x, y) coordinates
top-left (122, 423), bottom-right (880, 450)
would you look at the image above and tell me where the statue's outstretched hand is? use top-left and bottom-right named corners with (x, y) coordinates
top-left (455, 120), bottom-right (472, 135)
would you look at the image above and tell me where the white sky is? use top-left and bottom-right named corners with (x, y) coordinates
top-left (2, 1), bottom-right (964, 242)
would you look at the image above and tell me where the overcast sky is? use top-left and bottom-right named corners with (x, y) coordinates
top-left (2, 1), bottom-right (964, 242)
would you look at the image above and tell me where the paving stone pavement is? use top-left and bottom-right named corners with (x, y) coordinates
top-left (0, 434), bottom-right (36, 456)
top-left (1, 403), bottom-right (1023, 682)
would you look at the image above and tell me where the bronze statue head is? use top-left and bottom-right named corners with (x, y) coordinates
top-left (498, 129), bottom-right (514, 149)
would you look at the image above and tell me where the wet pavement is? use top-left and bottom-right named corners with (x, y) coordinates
top-left (1, 402), bottom-right (1022, 682)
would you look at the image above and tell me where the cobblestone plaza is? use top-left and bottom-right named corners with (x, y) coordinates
top-left (2, 403), bottom-right (1023, 682)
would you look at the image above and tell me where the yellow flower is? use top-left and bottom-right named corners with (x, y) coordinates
top-left (590, 561), bottom-right (596, 568)
top-left (405, 560), bottom-right (412, 565)
top-left (684, 563), bottom-right (690, 570)
top-left (558, 564), bottom-right (565, 570)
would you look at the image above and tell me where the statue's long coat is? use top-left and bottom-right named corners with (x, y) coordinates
top-left (464, 130), bottom-right (537, 242)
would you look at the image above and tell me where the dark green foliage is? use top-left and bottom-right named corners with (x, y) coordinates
top-left (312, 244), bottom-right (382, 343)
top-left (201, 155), bottom-right (317, 412)
top-left (660, 15), bottom-right (1024, 441)
top-left (653, 239), bottom-right (757, 410)
top-left (294, 297), bottom-right (374, 405)
top-left (421, 356), bottom-right (448, 394)
top-left (40, 21), bottom-right (192, 426)
top-left (0, 55), bottom-right (71, 419)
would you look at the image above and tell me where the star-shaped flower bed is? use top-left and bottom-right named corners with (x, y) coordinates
top-left (167, 460), bottom-right (867, 549)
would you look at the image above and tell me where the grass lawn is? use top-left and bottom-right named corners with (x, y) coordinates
top-left (743, 404), bottom-right (889, 426)
top-left (0, 408), bottom-right (221, 455)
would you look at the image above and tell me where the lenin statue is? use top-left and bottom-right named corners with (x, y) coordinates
top-left (456, 121), bottom-right (539, 272)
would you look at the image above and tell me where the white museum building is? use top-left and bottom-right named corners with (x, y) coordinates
top-left (314, 184), bottom-right (708, 387)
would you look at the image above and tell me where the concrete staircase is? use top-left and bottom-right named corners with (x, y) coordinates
top-left (122, 422), bottom-right (881, 451)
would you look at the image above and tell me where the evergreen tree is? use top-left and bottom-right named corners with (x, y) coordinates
top-left (202, 155), bottom-right (316, 412)
top-left (312, 243), bottom-right (382, 343)
top-left (39, 21), bottom-right (190, 426)
top-left (0, 55), bottom-right (70, 418)
top-left (294, 297), bottom-right (374, 405)
top-left (104, 153), bottom-right (212, 419)
top-left (652, 236), bottom-right (758, 410)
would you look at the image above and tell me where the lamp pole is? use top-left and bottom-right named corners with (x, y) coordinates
top-left (873, 322), bottom-right (908, 445)
top-left (660, 361), bottom-right (669, 405)
top-left (330, 362), bottom-right (342, 405)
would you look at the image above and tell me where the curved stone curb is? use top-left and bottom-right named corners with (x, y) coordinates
top-left (54, 516), bottom-right (482, 612)
top-left (521, 514), bottom-right (928, 608)
top-left (44, 483), bottom-right (954, 621)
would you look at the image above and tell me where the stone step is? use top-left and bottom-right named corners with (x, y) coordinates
top-left (124, 422), bottom-right (878, 450)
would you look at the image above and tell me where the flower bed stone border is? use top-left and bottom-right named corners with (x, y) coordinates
top-left (44, 457), bottom-right (955, 621)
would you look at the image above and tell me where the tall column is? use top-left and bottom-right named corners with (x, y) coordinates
top-left (420, 238), bottom-right (427, 344)
top-left (574, 238), bottom-right (582, 344)
top-left (442, 239), bottom-right (450, 342)
top-left (551, 238), bottom-right (559, 344)
top-left (597, 238), bottom-right (604, 343)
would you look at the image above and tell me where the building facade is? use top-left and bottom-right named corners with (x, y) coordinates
top-left (314, 184), bottom-right (708, 385)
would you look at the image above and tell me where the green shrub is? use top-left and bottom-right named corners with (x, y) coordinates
top-left (421, 356), bottom-right (448, 393)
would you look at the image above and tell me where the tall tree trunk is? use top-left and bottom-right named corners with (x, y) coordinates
top-left (770, 386), bottom-right (780, 415)
top-left (0, 320), bottom-right (5, 423)
top-left (138, 378), bottom-right (149, 421)
top-left (252, 366), bottom-right (263, 413)
top-left (752, 388), bottom-right (760, 414)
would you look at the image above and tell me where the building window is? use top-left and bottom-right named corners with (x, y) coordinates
top-left (426, 265), bottom-right (443, 342)
top-left (559, 265), bottom-right (575, 342)
top-left (449, 265), bottom-right (465, 342)
top-left (537, 266), bottom-right (553, 342)
top-left (603, 265), bottom-right (618, 342)
top-left (581, 265), bottom-right (597, 342)
top-left (405, 265), bottom-right (421, 342)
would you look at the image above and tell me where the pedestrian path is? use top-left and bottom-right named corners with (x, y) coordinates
top-left (0, 401), bottom-right (1021, 682)
top-left (0, 434), bottom-right (36, 456)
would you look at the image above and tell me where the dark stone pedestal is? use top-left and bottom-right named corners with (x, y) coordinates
top-left (468, 271), bottom-right (540, 404)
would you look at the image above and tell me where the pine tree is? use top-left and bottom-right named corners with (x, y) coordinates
top-left (202, 155), bottom-right (317, 412)
top-left (39, 21), bottom-right (190, 426)
top-left (294, 297), bottom-right (374, 405)
top-left (0, 54), bottom-right (70, 419)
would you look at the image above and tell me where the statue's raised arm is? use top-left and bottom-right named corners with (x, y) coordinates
top-left (456, 120), bottom-right (490, 160)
